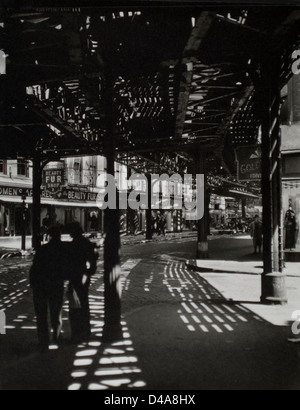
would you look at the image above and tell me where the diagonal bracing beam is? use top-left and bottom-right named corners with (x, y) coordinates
top-left (175, 11), bottom-right (215, 140)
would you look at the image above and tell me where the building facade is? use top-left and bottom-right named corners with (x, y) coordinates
top-left (0, 155), bottom-right (185, 237)
top-left (281, 74), bottom-right (300, 254)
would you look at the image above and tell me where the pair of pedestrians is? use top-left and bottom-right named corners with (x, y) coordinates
top-left (29, 223), bottom-right (98, 352)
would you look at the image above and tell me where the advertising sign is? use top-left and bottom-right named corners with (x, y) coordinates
top-left (43, 169), bottom-right (65, 195)
top-left (236, 146), bottom-right (262, 181)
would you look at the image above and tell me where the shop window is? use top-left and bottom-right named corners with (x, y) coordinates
top-left (0, 160), bottom-right (7, 174)
top-left (283, 154), bottom-right (300, 178)
top-left (17, 159), bottom-right (29, 177)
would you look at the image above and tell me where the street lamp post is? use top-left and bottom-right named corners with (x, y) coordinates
top-left (21, 193), bottom-right (27, 251)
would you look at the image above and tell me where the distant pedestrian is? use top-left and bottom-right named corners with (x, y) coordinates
top-left (66, 222), bottom-right (98, 343)
top-left (30, 226), bottom-right (65, 352)
top-left (42, 214), bottom-right (51, 242)
top-left (285, 206), bottom-right (297, 251)
top-left (250, 215), bottom-right (263, 254)
top-left (159, 214), bottom-right (167, 236)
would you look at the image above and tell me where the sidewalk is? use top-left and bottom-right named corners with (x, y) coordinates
top-left (0, 231), bottom-right (198, 257)
top-left (187, 234), bottom-right (300, 278)
top-left (187, 259), bottom-right (300, 278)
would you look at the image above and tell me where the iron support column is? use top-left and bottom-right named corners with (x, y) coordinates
top-left (196, 151), bottom-right (209, 259)
top-left (260, 56), bottom-right (287, 304)
top-left (103, 72), bottom-right (122, 341)
top-left (146, 174), bottom-right (153, 240)
top-left (32, 158), bottom-right (42, 251)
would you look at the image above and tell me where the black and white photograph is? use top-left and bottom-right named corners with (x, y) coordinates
top-left (1, 0), bottom-right (300, 393)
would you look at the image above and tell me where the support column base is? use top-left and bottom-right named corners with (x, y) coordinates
top-left (102, 322), bottom-right (123, 343)
top-left (197, 242), bottom-right (209, 260)
top-left (261, 272), bottom-right (288, 305)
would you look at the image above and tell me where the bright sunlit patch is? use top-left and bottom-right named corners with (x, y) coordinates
top-left (95, 368), bottom-right (124, 377)
top-left (76, 349), bottom-right (97, 357)
top-left (21, 326), bottom-right (37, 330)
top-left (119, 356), bottom-right (137, 364)
top-left (212, 325), bottom-right (223, 333)
top-left (71, 371), bottom-right (88, 378)
top-left (68, 383), bottom-right (82, 391)
top-left (192, 315), bottom-right (201, 324)
top-left (225, 315), bottom-right (236, 323)
top-left (74, 358), bottom-right (93, 366)
top-left (129, 381), bottom-right (146, 388)
top-left (180, 314), bottom-right (189, 324)
top-left (182, 303), bottom-right (192, 314)
top-left (88, 341), bottom-right (101, 347)
top-left (105, 348), bottom-right (126, 355)
top-left (101, 378), bottom-right (131, 387)
top-left (88, 383), bottom-right (109, 390)
top-left (203, 315), bottom-right (213, 324)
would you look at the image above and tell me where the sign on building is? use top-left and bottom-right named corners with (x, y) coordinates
top-left (0, 310), bottom-right (6, 335)
top-left (43, 169), bottom-right (65, 195)
top-left (236, 146), bottom-right (262, 181)
top-left (226, 199), bottom-right (240, 210)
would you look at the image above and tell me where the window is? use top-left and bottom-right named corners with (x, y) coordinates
top-left (0, 160), bottom-right (7, 174)
top-left (17, 159), bottom-right (29, 177)
top-left (283, 154), bottom-right (300, 178)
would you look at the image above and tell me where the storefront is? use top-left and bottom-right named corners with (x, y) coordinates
top-left (281, 142), bottom-right (300, 252)
top-left (0, 183), bottom-right (103, 236)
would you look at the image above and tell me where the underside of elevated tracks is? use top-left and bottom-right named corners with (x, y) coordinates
top-left (1, 2), bottom-right (300, 338)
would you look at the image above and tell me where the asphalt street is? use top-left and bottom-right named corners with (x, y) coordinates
top-left (0, 236), bottom-right (300, 390)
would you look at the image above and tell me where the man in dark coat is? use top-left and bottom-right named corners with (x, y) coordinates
top-left (66, 222), bottom-right (98, 343)
top-left (30, 226), bottom-right (65, 352)
top-left (250, 215), bottom-right (263, 254)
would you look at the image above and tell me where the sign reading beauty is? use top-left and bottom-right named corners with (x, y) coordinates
top-left (236, 146), bottom-right (262, 181)
top-left (43, 169), bottom-right (65, 194)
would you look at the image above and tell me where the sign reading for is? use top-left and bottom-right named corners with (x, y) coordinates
top-left (43, 169), bottom-right (65, 194)
top-left (236, 146), bottom-right (262, 181)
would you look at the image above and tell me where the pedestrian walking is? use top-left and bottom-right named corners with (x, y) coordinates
top-left (250, 215), bottom-right (263, 254)
top-left (30, 226), bottom-right (65, 352)
top-left (66, 222), bottom-right (98, 343)
top-left (160, 213), bottom-right (167, 236)
top-left (285, 205), bottom-right (297, 251)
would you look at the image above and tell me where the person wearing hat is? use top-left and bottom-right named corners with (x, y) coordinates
top-left (30, 226), bottom-right (65, 352)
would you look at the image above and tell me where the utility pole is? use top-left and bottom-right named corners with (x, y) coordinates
top-left (21, 194), bottom-right (27, 251)
top-left (32, 158), bottom-right (43, 251)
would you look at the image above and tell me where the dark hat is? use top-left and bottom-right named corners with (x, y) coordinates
top-left (47, 225), bottom-right (61, 241)
top-left (67, 222), bottom-right (83, 238)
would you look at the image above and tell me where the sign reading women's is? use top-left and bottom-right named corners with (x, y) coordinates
top-left (236, 146), bottom-right (262, 181)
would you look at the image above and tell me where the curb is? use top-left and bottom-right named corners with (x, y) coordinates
top-left (186, 260), bottom-right (262, 276)
top-left (186, 260), bottom-right (300, 278)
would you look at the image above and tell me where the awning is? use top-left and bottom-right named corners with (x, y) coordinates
top-left (0, 196), bottom-right (99, 208)
top-left (227, 190), bottom-right (259, 200)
